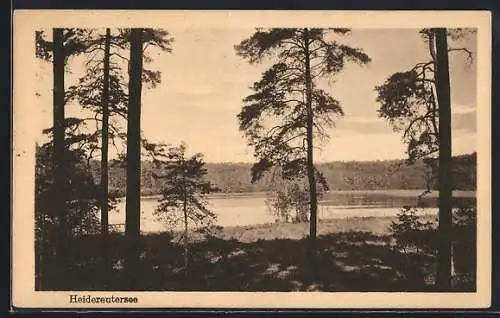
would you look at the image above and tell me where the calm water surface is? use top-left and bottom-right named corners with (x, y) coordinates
top-left (106, 190), bottom-right (476, 233)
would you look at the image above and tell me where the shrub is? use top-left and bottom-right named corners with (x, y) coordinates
top-left (389, 206), bottom-right (435, 255)
top-left (265, 181), bottom-right (323, 224)
top-left (389, 204), bottom-right (477, 287)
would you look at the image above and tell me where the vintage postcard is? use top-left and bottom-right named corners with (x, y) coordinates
top-left (12, 10), bottom-right (491, 309)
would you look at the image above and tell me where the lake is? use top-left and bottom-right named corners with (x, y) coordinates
top-left (107, 190), bottom-right (476, 233)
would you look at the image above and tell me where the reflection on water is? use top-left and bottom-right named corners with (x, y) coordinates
top-left (106, 190), bottom-right (476, 233)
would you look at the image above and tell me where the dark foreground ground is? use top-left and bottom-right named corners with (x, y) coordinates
top-left (36, 216), bottom-right (476, 292)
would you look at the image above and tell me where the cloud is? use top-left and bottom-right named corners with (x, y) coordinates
top-left (316, 133), bottom-right (406, 162)
top-left (316, 130), bottom-right (476, 162)
top-left (335, 116), bottom-right (393, 135)
top-left (452, 109), bottom-right (476, 133)
top-left (33, 28), bottom-right (478, 163)
top-left (453, 103), bottom-right (476, 114)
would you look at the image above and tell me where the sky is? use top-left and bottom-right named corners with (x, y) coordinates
top-left (34, 28), bottom-right (477, 163)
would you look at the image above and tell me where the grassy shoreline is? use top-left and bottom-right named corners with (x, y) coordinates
top-left (156, 215), bottom-right (438, 244)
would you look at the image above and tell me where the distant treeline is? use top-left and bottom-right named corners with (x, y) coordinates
top-left (83, 153), bottom-right (476, 196)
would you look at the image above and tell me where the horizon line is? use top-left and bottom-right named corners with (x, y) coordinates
top-left (96, 151), bottom-right (476, 166)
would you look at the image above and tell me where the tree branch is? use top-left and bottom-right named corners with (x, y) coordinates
top-left (84, 44), bottom-right (105, 54)
top-left (110, 52), bottom-right (130, 62)
top-left (448, 47), bottom-right (474, 64)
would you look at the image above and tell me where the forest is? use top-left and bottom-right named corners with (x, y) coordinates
top-left (32, 27), bottom-right (477, 293)
top-left (82, 152), bottom-right (477, 196)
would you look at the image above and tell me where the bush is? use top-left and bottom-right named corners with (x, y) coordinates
top-left (34, 142), bottom-right (110, 290)
top-left (389, 206), bottom-right (435, 255)
top-left (452, 206), bottom-right (476, 280)
top-left (389, 204), bottom-right (477, 286)
top-left (265, 181), bottom-right (323, 224)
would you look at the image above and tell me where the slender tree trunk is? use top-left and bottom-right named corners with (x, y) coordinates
top-left (125, 28), bottom-right (144, 290)
top-left (183, 193), bottom-right (189, 274)
top-left (52, 28), bottom-right (69, 290)
top-left (434, 28), bottom-right (453, 290)
top-left (101, 28), bottom-right (111, 286)
top-left (303, 28), bottom-right (318, 259)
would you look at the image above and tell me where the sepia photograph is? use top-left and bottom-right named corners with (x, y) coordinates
top-left (12, 10), bottom-right (491, 309)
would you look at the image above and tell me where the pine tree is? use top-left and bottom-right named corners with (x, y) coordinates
top-left (375, 28), bottom-right (475, 290)
top-left (36, 28), bottom-right (92, 289)
top-left (124, 27), bottom-right (144, 290)
top-left (151, 143), bottom-right (218, 274)
top-left (235, 28), bottom-right (370, 260)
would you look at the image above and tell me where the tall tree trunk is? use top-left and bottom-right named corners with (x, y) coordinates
top-left (101, 28), bottom-right (111, 285)
top-left (125, 28), bottom-right (144, 290)
top-left (303, 28), bottom-right (318, 258)
top-left (183, 193), bottom-right (189, 274)
top-left (434, 28), bottom-right (453, 290)
top-left (52, 28), bottom-right (68, 290)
